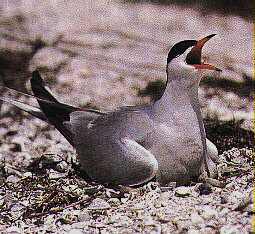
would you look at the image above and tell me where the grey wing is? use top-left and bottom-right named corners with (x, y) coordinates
top-left (65, 107), bottom-right (158, 186)
top-left (85, 107), bottom-right (155, 142)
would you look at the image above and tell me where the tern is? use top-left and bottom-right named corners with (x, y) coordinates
top-left (0, 34), bottom-right (221, 187)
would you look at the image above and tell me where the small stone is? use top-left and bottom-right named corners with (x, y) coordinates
top-left (88, 198), bottom-right (111, 210)
top-left (120, 198), bottom-right (129, 203)
top-left (214, 187), bottom-right (222, 193)
top-left (229, 191), bottom-right (244, 204)
top-left (22, 172), bottom-right (32, 178)
top-left (160, 186), bottom-right (175, 192)
top-left (188, 229), bottom-right (200, 234)
top-left (145, 216), bottom-right (155, 226)
top-left (48, 170), bottom-right (68, 179)
top-left (225, 181), bottom-right (235, 189)
top-left (197, 183), bottom-right (212, 195)
top-left (146, 182), bottom-right (160, 192)
top-left (68, 229), bottom-right (84, 234)
top-left (202, 205), bottom-right (218, 219)
top-left (105, 188), bottom-right (122, 198)
top-left (20, 200), bottom-right (30, 207)
top-left (10, 204), bottom-right (25, 219)
top-left (6, 226), bottom-right (22, 233)
top-left (78, 211), bottom-right (91, 222)
top-left (108, 198), bottom-right (120, 207)
top-left (155, 192), bottom-right (172, 207)
top-left (56, 161), bottom-right (69, 172)
top-left (232, 189), bottom-right (254, 211)
top-left (191, 212), bottom-right (204, 225)
top-left (221, 207), bottom-right (230, 215)
top-left (175, 186), bottom-right (191, 197)
top-left (6, 175), bottom-right (21, 183)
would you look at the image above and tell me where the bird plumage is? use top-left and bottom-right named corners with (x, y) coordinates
top-left (0, 34), bottom-right (221, 186)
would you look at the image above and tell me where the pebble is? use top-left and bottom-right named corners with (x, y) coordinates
top-left (214, 187), bottom-right (222, 193)
top-left (221, 207), bottom-right (230, 215)
top-left (120, 198), bottom-right (129, 203)
top-left (229, 191), bottom-right (244, 204)
top-left (10, 204), bottom-right (26, 219)
top-left (144, 216), bottom-right (155, 226)
top-left (154, 192), bottom-right (172, 207)
top-left (6, 175), bottom-right (21, 183)
top-left (175, 186), bottom-right (191, 197)
top-left (48, 170), bottom-right (68, 179)
top-left (22, 172), bottom-right (32, 178)
top-left (108, 198), bottom-right (121, 207)
top-left (68, 229), bottom-right (84, 234)
top-left (232, 189), bottom-right (254, 211)
top-left (190, 212), bottom-right (204, 225)
top-left (88, 198), bottom-right (111, 210)
top-left (6, 226), bottom-right (22, 233)
top-left (202, 205), bottom-right (218, 219)
top-left (188, 229), bottom-right (200, 234)
top-left (78, 211), bottom-right (91, 222)
top-left (225, 181), bottom-right (236, 189)
top-left (196, 183), bottom-right (212, 195)
top-left (160, 186), bottom-right (175, 192)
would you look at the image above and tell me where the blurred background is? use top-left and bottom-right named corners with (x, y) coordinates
top-left (0, 0), bottom-right (253, 135)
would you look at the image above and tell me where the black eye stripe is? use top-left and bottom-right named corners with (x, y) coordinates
top-left (167, 40), bottom-right (196, 65)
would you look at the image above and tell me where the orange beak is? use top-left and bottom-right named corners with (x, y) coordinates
top-left (186, 34), bottom-right (222, 71)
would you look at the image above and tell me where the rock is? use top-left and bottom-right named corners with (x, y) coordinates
top-left (144, 216), bottom-right (155, 226)
top-left (48, 169), bottom-right (68, 179)
top-left (10, 203), bottom-right (26, 220)
top-left (154, 191), bottom-right (172, 207)
top-left (6, 175), bottom-right (21, 183)
top-left (6, 226), bottom-right (22, 234)
top-left (191, 212), bottom-right (204, 226)
top-left (195, 183), bottom-right (213, 195)
top-left (107, 198), bottom-right (121, 207)
top-left (68, 229), bottom-right (84, 234)
top-left (88, 198), bottom-right (111, 210)
top-left (22, 172), bottom-right (32, 178)
top-left (232, 189), bottom-right (254, 211)
top-left (188, 229), bottom-right (200, 234)
top-left (77, 211), bottom-right (91, 222)
top-left (202, 205), bottom-right (218, 220)
top-left (175, 186), bottom-right (191, 197)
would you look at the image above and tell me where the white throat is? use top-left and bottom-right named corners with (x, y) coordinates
top-left (153, 72), bottom-right (209, 166)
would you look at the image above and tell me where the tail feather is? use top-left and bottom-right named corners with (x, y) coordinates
top-left (1, 71), bottom-right (105, 146)
top-left (30, 71), bottom-right (105, 146)
top-left (0, 96), bottom-right (47, 121)
top-left (0, 70), bottom-right (96, 183)
top-left (30, 71), bottom-right (79, 145)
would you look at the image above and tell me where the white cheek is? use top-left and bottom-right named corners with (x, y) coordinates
top-left (180, 61), bottom-right (195, 71)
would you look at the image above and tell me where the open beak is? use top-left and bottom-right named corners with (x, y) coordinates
top-left (186, 34), bottom-right (222, 71)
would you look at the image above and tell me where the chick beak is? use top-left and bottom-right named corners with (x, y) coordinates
top-left (186, 34), bottom-right (222, 71)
